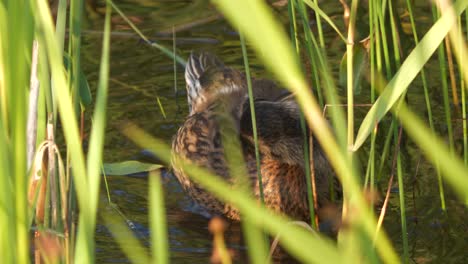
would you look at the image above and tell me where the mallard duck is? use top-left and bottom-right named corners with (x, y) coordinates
top-left (171, 51), bottom-right (339, 221)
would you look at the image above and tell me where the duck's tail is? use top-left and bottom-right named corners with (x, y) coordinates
top-left (185, 51), bottom-right (224, 111)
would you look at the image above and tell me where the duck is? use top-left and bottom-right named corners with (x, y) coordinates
top-left (171, 51), bottom-right (340, 222)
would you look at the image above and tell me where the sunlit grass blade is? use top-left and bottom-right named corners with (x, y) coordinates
top-left (345, 0), bottom-right (359, 149)
top-left (354, 0), bottom-right (468, 150)
top-left (102, 209), bottom-right (151, 264)
top-left (149, 171), bottom-right (169, 264)
top-left (80, 1), bottom-right (112, 262)
top-left (6, 0), bottom-right (34, 262)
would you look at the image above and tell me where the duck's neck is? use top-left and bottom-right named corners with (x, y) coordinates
top-left (190, 88), bottom-right (247, 117)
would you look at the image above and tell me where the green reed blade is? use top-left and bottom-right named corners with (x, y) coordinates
top-left (240, 29), bottom-right (263, 207)
top-left (172, 27), bottom-right (177, 94)
top-left (302, 0), bottom-right (346, 43)
top-left (463, 11), bottom-right (468, 167)
top-left (295, 0), bottom-right (324, 106)
top-left (55, 0), bottom-right (67, 56)
top-left (377, 120), bottom-right (395, 181)
top-left (294, 0), bottom-right (318, 228)
top-left (85, 0), bottom-right (112, 246)
top-left (432, 6), bottom-right (454, 151)
top-left (149, 171), bottom-right (169, 264)
top-left (6, 0), bottom-right (34, 262)
top-left (69, 0), bottom-right (84, 117)
top-left (288, 0), bottom-right (300, 51)
top-left (405, 0), bottom-right (435, 131)
top-left (346, 0), bottom-right (359, 148)
top-left (404, 0), bottom-right (444, 215)
top-left (432, 5), bottom-right (450, 211)
top-left (312, 0), bottom-right (325, 48)
top-left (0, 109), bottom-right (14, 262)
top-left (386, 1), bottom-right (411, 259)
top-left (394, 127), bottom-right (409, 263)
top-left (366, 0), bottom-right (377, 203)
top-left (240, 32), bottom-right (269, 264)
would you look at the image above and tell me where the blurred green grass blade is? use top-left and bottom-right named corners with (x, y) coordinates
top-left (102, 161), bottom-right (163, 176)
top-left (7, 0), bottom-right (34, 262)
top-left (86, 0), bottom-right (111, 215)
top-left (102, 208), bottom-right (151, 264)
top-left (339, 45), bottom-right (367, 95)
top-left (55, 0), bottom-right (67, 54)
top-left (354, 0), bottom-right (468, 151)
top-left (69, 0), bottom-right (84, 117)
top-left (63, 54), bottom-right (93, 108)
top-left (122, 123), bottom-right (343, 264)
top-left (0, 111), bottom-right (13, 262)
top-left (70, 0), bottom-right (93, 261)
top-left (397, 102), bottom-right (468, 199)
top-left (80, 2), bottom-right (112, 262)
top-left (149, 171), bottom-right (169, 264)
top-left (0, 3), bottom-right (7, 126)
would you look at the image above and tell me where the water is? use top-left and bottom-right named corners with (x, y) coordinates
top-left (80, 1), bottom-right (468, 263)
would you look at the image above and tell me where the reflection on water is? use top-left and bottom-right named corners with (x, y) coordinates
top-left (81, 0), bottom-right (468, 263)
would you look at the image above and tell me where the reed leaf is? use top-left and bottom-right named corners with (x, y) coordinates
top-left (81, 3), bottom-right (112, 262)
top-left (149, 171), bottom-right (169, 264)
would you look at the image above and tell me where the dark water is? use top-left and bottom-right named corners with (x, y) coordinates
top-left (80, 1), bottom-right (468, 263)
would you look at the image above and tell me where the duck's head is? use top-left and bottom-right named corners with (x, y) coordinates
top-left (185, 52), bottom-right (247, 115)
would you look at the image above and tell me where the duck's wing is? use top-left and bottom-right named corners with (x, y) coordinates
top-left (240, 97), bottom-right (341, 204)
top-left (250, 78), bottom-right (291, 101)
top-left (240, 96), bottom-right (305, 166)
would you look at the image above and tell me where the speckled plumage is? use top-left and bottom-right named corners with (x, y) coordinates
top-left (171, 51), bottom-right (340, 221)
